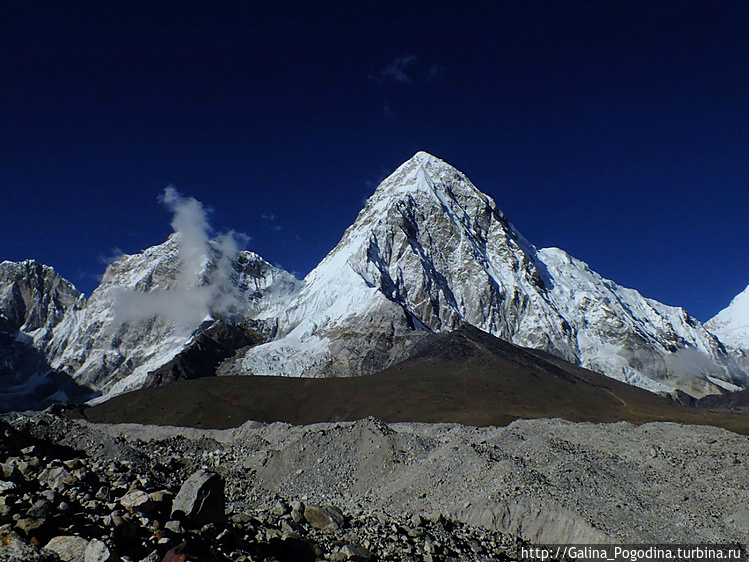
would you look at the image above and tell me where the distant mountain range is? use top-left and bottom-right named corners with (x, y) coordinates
top-left (1, 152), bottom-right (747, 411)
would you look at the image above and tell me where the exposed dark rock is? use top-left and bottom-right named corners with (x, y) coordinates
top-left (697, 387), bottom-right (749, 412)
top-left (0, 529), bottom-right (60, 561)
top-left (144, 320), bottom-right (267, 388)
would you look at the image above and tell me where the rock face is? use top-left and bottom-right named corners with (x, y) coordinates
top-left (144, 319), bottom-right (268, 388)
top-left (235, 152), bottom-right (746, 396)
top-left (0, 261), bottom-right (92, 411)
top-left (0, 261), bottom-right (83, 338)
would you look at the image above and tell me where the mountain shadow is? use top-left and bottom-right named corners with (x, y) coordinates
top-left (0, 330), bottom-right (97, 413)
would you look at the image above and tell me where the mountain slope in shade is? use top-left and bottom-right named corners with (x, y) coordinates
top-left (83, 325), bottom-right (749, 434)
top-left (233, 152), bottom-right (745, 396)
top-left (0, 260), bottom-right (94, 409)
top-left (707, 285), bottom-right (749, 350)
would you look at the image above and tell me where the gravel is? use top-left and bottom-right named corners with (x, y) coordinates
top-left (7, 412), bottom-right (747, 551)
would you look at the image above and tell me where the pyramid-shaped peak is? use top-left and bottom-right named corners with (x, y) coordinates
top-left (369, 151), bottom-right (493, 213)
top-left (412, 150), bottom-right (444, 162)
top-left (405, 150), bottom-right (457, 172)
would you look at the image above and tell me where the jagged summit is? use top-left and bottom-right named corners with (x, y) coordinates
top-left (0, 237), bottom-right (300, 407)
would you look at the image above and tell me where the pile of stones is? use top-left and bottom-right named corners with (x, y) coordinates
top-left (0, 417), bottom-right (530, 561)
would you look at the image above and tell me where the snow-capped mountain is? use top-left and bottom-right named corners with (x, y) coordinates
top-left (706, 286), bottom-right (749, 379)
top-left (1, 151), bottom-right (746, 407)
top-left (0, 260), bottom-right (84, 342)
top-left (0, 237), bottom-right (299, 405)
top-left (707, 286), bottom-right (749, 350)
top-left (234, 152), bottom-right (746, 396)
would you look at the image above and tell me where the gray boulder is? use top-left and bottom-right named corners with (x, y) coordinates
top-left (44, 535), bottom-right (89, 561)
top-left (119, 490), bottom-right (154, 514)
top-left (170, 469), bottom-right (225, 527)
top-left (84, 539), bottom-right (120, 562)
top-left (303, 504), bottom-right (344, 531)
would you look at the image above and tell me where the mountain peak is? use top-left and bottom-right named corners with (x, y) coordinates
top-left (707, 285), bottom-right (749, 350)
top-left (412, 150), bottom-right (443, 163)
top-left (367, 152), bottom-right (496, 219)
top-left (403, 150), bottom-right (458, 178)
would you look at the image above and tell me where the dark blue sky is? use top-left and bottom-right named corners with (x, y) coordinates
top-left (1, 1), bottom-right (747, 321)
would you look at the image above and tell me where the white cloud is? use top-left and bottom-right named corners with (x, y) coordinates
top-left (112, 187), bottom-right (248, 330)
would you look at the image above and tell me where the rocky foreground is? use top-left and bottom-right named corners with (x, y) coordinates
top-left (0, 413), bottom-right (529, 562)
top-left (1, 412), bottom-right (748, 561)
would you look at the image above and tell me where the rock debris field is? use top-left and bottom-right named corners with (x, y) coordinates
top-left (0, 412), bottom-right (748, 561)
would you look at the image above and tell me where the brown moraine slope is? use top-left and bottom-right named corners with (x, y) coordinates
top-left (83, 325), bottom-right (749, 434)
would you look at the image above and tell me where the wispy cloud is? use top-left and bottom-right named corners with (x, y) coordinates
top-left (381, 54), bottom-right (418, 84)
top-left (112, 187), bottom-right (249, 330)
top-left (371, 56), bottom-right (445, 117)
top-left (261, 212), bottom-right (282, 232)
top-left (98, 247), bottom-right (125, 266)
top-left (381, 100), bottom-right (393, 118)
top-left (427, 63), bottom-right (445, 82)
top-left (365, 167), bottom-right (393, 196)
top-left (371, 55), bottom-right (445, 86)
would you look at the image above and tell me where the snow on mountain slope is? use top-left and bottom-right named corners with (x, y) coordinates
top-left (236, 151), bottom-right (745, 396)
top-left (707, 285), bottom-right (749, 351)
top-left (56, 237), bottom-right (300, 400)
top-left (0, 260), bottom-right (84, 343)
top-left (536, 248), bottom-right (740, 394)
top-left (2, 153), bottom-right (744, 403)
top-left (0, 239), bottom-right (300, 404)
